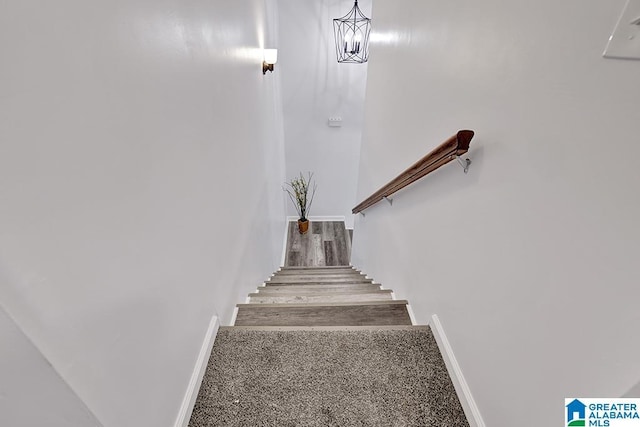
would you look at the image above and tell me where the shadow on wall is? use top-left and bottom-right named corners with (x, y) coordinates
top-left (375, 144), bottom-right (486, 212)
top-left (623, 380), bottom-right (640, 398)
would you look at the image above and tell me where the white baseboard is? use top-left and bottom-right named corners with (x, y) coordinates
top-left (173, 314), bottom-right (220, 427)
top-left (308, 215), bottom-right (346, 222)
top-left (405, 304), bottom-right (417, 326)
top-left (280, 218), bottom-right (290, 266)
top-left (229, 306), bottom-right (239, 326)
top-left (430, 314), bottom-right (485, 427)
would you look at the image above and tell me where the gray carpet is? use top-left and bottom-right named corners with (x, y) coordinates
top-left (189, 327), bottom-right (469, 427)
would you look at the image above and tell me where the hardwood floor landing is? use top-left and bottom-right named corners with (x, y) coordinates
top-left (285, 221), bottom-right (352, 267)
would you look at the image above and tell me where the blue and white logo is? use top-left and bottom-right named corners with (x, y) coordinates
top-left (565, 398), bottom-right (640, 427)
top-left (567, 399), bottom-right (587, 426)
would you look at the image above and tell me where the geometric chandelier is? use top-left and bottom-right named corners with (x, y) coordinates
top-left (333, 0), bottom-right (371, 63)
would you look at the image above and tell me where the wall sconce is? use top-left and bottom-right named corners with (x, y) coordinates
top-left (263, 49), bottom-right (278, 74)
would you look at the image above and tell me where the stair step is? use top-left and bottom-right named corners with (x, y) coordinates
top-left (275, 268), bottom-right (359, 273)
top-left (234, 301), bottom-right (412, 327)
top-left (248, 292), bottom-right (393, 304)
top-left (237, 300), bottom-right (407, 308)
top-left (253, 288), bottom-right (392, 296)
top-left (268, 271), bottom-right (364, 282)
top-left (267, 278), bottom-right (373, 285)
top-left (276, 267), bottom-right (359, 274)
top-left (259, 284), bottom-right (382, 292)
top-left (278, 265), bottom-right (353, 271)
top-left (268, 275), bottom-right (370, 281)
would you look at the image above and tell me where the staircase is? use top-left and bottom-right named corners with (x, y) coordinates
top-left (189, 264), bottom-right (470, 426)
top-left (234, 266), bottom-right (412, 327)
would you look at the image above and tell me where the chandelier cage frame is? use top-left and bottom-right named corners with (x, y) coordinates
top-left (333, 0), bottom-right (371, 63)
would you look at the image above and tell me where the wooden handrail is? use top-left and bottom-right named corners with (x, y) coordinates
top-left (352, 130), bottom-right (475, 214)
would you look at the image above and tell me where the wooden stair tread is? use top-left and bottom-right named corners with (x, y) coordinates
top-left (266, 280), bottom-right (373, 286)
top-left (280, 265), bottom-right (355, 271)
top-left (234, 303), bottom-right (412, 327)
top-left (237, 300), bottom-right (407, 308)
top-left (248, 293), bottom-right (393, 304)
top-left (250, 290), bottom-right (393, 296)
top-left (250, 289), bottom-right (392, 296)
top-left (267, 278), bottom-right (372, 284)
top-left (273, 268), bottom-right (362, 276)
top-left (248, 294), bottom-right (393, 305)
top-left (274, 270), bottom-right (361, 274)
top-left (270, 275), bottom-right (368, 281)
top-left (261, 283), bottom-right (380, 290)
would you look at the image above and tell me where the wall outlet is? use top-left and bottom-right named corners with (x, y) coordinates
top-left (328, 117), bottom-right (343, 127)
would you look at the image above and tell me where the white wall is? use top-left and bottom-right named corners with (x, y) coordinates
top-left (0, 305), bottom-right (102, 427)
top-left (278, 0), bottom-right (369, 228)
top-left (352, 0), bottom-right (640, 425)
top-left (0, 1), bottom-right (286, 426)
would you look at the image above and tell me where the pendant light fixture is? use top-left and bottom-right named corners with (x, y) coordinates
top-left (333, 0), bottom-right (371, 63)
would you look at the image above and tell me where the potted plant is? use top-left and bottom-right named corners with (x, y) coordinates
top-left (284, 172), bottom-right (317, 234)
